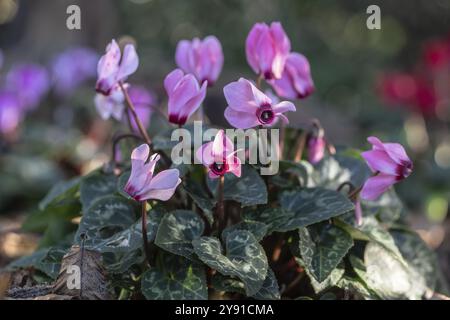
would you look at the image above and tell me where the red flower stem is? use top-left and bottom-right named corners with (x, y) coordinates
top-left (294, 131), bottom-right (308, 162)
top-left (215, 176), bottom-right (225, 235)
top-left (124, 108), bottom-right (134, 133)
top-left (141, 201), bottom-right (152, 267)
top-left (256, 74), bottom-right (263, 89)
top-left (119, 82), bottom-right (152, 147)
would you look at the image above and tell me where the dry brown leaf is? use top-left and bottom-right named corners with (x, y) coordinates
top-left (53, 245), bottom-right (111, 300)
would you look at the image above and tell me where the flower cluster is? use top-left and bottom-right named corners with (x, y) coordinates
top-left (86, 22), bottom-right (414, 224)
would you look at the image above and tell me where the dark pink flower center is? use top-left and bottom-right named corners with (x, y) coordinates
top-left (210, 160), bottom-right (228, 176)
top-left (397, 161), bottom-right (413, 179)
top-left (257, 105), bottom-right (275, 125)
top-left (264, 71), bottom-right (274, 80)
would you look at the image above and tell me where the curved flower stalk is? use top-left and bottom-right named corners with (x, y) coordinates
top-left (270, 52), bottom-right (314, 100)
top-left (246, 22), bottom-right (291, 80)
top-left (175, 36), bottom-right (224, 86)
top-left (360, 136), bottom-right (413, 200)
top-left (196, 129), bottom-right (241, 179)
top-left (124, 144), bottom-right (181, 201)
top-left (6, 63), bottom-right (50, 111)
top-left (164, 68), bottom-right (207, 126)
top-left (223, 78), bottom-right (296, 129)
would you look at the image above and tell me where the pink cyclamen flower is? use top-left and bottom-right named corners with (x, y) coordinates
top-left (164, 68), bottom-right (207, 126)
top-left (196, 130), bottom-right (241, 179)
top-left (6, 63), bottom-right (50, 111)
top-left (360, 136), bottom-right (413, 201)
top-left (270, 52), bottom-right (314, 99)
top-left (223, 78), bottom-right (296, 129)
top-left (0, 91), bottom-right (23, 135)
top-left (175, 36), bottom-right (224, 86)
top-left (246, 22), bottom-right (291, 80)
top-left (126, 86), bottom-right (155, 132)
top-left (52, 47), bottom-right (98, 96)
top-left (307, 136), bottom-right (326, 164)
top-left (124, 144), bottom-right (181, 201)
top-left (94, 84), bottom-right (125, 120)
top-left (95, 39), bottom-right (138, 96)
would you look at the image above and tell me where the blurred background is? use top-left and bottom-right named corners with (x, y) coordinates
top-left (0, 0), bottom-right (449, 284)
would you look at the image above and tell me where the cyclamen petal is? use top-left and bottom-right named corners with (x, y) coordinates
top-left (139, 169), bottom-right (182, 201)
top-left (270, 52), bottom-right (314, 100)
top-left (223, 78), bottom-right (295, 129)
top-left (224, 107), bottom-right (260, 129)
top-left (96, 40), bottom-right (138, 97)
top-left (246, 22), bottom-right (291, 80)
top-left (307, 136), bottom-right (326, 164)
top-left (175, 36), bottom-right (224, 85)
top-left (360, 136), bottom-right (413, 200)
top-left (116, 44), bottom-right (139, 81)
top-left (196, 130), bottom-right (241, 179)
top-left (124, 145), bottom-right (181, 202)
top-left (360, 174), bottom-right (398, 201)
top-left (94, 86), bottom-right (125, 121)
top-left (361, 150), bottom-right (398, 175)
top-left (165, 69), bottom-right (207, 125)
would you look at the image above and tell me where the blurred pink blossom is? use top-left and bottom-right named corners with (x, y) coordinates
top-left (175, 36), bottom-right (224, 86)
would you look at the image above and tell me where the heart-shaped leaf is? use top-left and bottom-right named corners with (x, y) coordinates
top-left (39, 176), bottom-right (81, 210)
top-left (91, 209), bottom-right (163, 253)
top-left (222, 220), bottom-right (268, 242)
top-left (212, 267), bottom-right (280, 300)
top-left (193, 230), bottom-right (268, 296)
top-left (207, 165), bottom-right (267, 207)
top-left (75, 195), bottom-right (138, 248)
top-left (298, 224), bottom-right (353, 282)
top-left (363, 242), bottom-right (426, 299)
top-left (80, 170), bottom-right (118, 211)
top-left (155, 210), bottom-right (204, 260)
top-left (391, 229), bottom-right (439, 291)
top-left (141, 254), bottom-right (207, 300)
top-left (183, 180), bottom-right (215, 225)
top-left (278, 188), bottom-right (354, 231)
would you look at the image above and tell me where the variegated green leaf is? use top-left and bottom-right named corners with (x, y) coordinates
top-left (155, 210), bottom-right (204, 260)
top-left (279, 188), bottom-right (354, 231)
top-left (212, 268), bottom-right (280, 300)
top-left (222, 220), bottom-right (268, 242)
top-left (80, 170), bottom-right (118, 211)
top-left (141, 254), bottom-right (207, 300)
top-left (193, 230), bottom-right (268, 296)
top-left (363, 243), bottom-right (426, 299)
top-left (75, 195), bottom-right (137, 248)
top-left (391, 229), bottom-right (439, 291)
top-left (298, 224), bottom-right (353, 282)
top-left (207, 166), bottom-right (267, 207)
